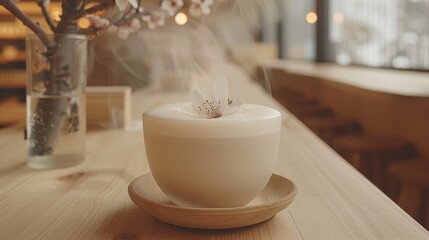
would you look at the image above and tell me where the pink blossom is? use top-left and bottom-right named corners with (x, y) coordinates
top-left (87, 16), bottom-right (110, 28)
top-left (189, 0), bottom-right (213, 17)
top-left (107, 25), bottom-right (118, 33)
top-left (129, 18), bottom-right (141, 32)
top-left (142, 12), bottom-right (165, 29)
top-left (191, 75), bottom-right (242, 118)
top-left (117, 27), bottom-right (131, 40)
top-left (161, 0), bottom-right (184, 16)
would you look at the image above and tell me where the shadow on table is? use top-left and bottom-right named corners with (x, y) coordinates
top-left (100, 205), bottom-right (267, 239)
top-left (0, 161), bottom-right (28, 179)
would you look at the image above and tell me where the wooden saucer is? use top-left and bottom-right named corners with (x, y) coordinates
top-left (128, 173), bottom-right (297, 229)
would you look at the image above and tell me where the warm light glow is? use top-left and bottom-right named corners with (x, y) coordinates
top-left (2, 45), bottom-right (18, 60)
top-left (50, 7), bottom-right (62, 22)
top-left (333, 12), bottom-right (344, 23)
top-left (306, 11), bottom-right (318, 24)
top-left (175, 12), bottom-right (188, 25)
top-left (77, 18), bottom-right (91, 29)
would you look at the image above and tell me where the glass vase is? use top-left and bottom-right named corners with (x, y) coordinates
top-left (26, 34), bottom-right (87, 169)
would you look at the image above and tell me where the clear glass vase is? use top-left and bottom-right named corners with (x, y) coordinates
top-left (26, 34), bottom-right (87, 169)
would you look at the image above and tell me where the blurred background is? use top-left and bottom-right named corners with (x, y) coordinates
top-left (1, 0), bottom-right (428, 117)
top-left (1, 0), bottom-right (428, 93)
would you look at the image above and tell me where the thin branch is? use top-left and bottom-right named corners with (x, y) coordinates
top-left (37, 0), bottom-right (57, 33)
top-left (79, 26), bottom-right (98, 36)
top-left (80, 0), bottom-right (90, 10)
top-left (0, 0), bottom-right (54, 48)
top-left (83, 2), bottom-right (111, 15)
top-left (56, 0), bottom-right (81, 34)
top-left (114, 2), bottom-right (162, 26)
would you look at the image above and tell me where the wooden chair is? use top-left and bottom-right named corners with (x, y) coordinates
top-left (275, 89), bottom-right (307, 106)
top-left (284, 97), bottom-right (318, 107)
top-left (289, 104), bottom-right (334, 119)
top-left (275, 91), bottom-right (332, 117)
top-left (304, 117), bottom-right (361, 145)
top-left (332, 135), bottom-right (414, 191)
top-left (273, 88), bottom-right (330, 119)
top-left (387, 160), bottom-right (429, 230)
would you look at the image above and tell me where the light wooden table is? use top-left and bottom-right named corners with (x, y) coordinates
top-left (1, 65), bottom-right (428, 239)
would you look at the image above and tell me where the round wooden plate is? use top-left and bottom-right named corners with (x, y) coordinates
top-left (128, 173), bottom-right (297, 229)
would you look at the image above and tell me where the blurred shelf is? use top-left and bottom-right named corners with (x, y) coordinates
top-left (0, 97), bottom-right (25, 126)
top-left (0, 69), bottom-right (26, 88)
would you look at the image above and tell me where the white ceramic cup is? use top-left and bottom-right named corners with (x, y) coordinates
top-left (143, 102), bottom-right (281, 208)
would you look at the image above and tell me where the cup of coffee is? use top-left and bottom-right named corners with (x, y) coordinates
top-left (143, 102), bottom-right (281, 208)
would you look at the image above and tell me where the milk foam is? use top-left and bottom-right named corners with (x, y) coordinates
top-left (143, 102), bottom-right (281, 138)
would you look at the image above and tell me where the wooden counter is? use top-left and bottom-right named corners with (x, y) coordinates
top-left (266, 60), bottom-right (429, 161)
top-left (266, 60), bottom-right (429, 97)
top-left (0, 64), bottom-right (428, 239)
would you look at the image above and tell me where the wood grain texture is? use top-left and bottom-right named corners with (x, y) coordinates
top-left (0, 64), bottom-right (428, 239)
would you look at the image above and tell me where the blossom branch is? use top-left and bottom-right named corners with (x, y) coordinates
top-left (36, 0), bottom-right (57, 33)
top-left (80, 0), bottom-right (90, 9)
top-left (79, 26), bottom-right (98, 35)
top-left (0, 0), bottom-right (53, 47)
top-left (56, 0), bottom-right (82, 34)
top-left (83, 2), bottom-right (111, 15)
top-left (114, 2), bottom-right (162, 26)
